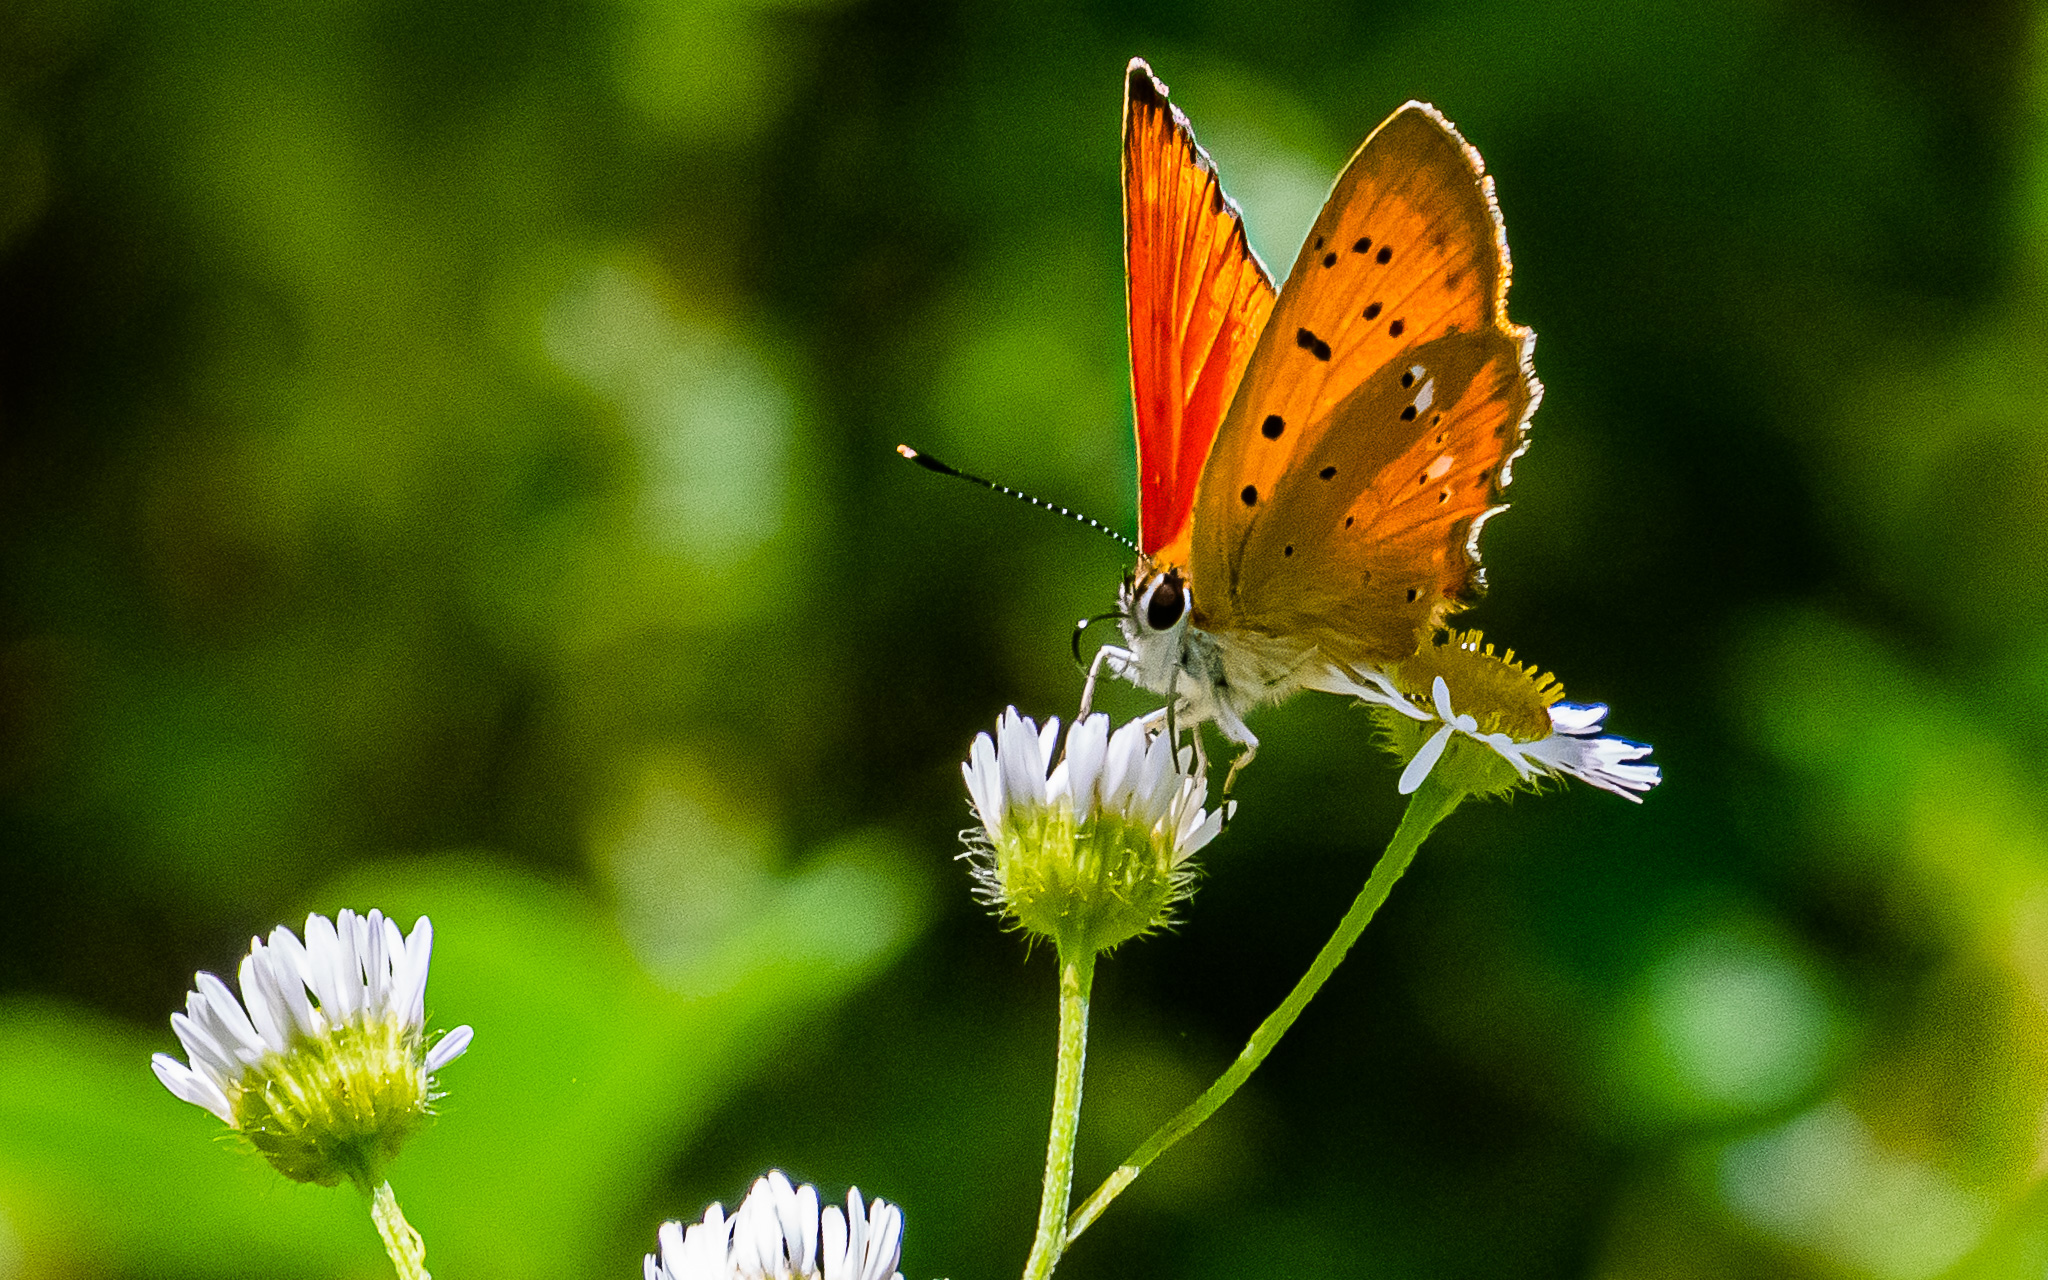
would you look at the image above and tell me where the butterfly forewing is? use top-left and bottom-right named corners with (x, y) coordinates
top-left (1187, 102), bottom-right (1538, 665)
top-left (1124, 59), bottom-right (1278, 561)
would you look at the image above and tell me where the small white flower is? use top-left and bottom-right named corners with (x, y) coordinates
top-left (960, 708), bottom-right (1229, 952)
top-left (964, 708), bottom-right (1228, 868)
top-left (645, 1172), bottom-right (905, 1280)
top-left (645, 1205), bottom-right (738, 1280)
top-left (734, 1171), bottom-right (819, 1279)
top-left (1400, 675), bottom-right (1661, 802)
top-left (150, 909), bottom-right (472, 1186)
top-left (821, 1184), bottom-right (906, 1280)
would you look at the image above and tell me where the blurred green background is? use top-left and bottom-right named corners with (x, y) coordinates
top-left (3, 0), bottom-right (2047, 1276)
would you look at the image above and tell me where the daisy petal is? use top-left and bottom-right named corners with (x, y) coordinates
top-left (1399, 723), bottom-right (1455, 795)
top-left (425, 1024), bottom-right (474, 1071)
top-left (152, 1054), bottom-right (234, 1124)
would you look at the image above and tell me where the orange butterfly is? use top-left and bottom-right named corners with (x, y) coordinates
top-left (1091, 59), bottom-right (1540, 774)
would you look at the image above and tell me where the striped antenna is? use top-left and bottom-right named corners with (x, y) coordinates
top-left (896, 445), bottom-right (1139, 555)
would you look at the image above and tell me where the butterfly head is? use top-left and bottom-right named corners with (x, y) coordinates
top-left (1113, 562), bottom-right (1201, 699)
top-left (1122, 564), bottom-right (1189, 639)
top-left (1130, 565), bottom-right (1196, 634)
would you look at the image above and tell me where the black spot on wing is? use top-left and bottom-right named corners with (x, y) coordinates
top-left (1352, 236), bottom-right (1373, 254)
top-left (1319, 465), bottom-right (1336, 480)
top-left (1363, 302), bottom-right (1382, 320)
top-left (1389, 319), bottom-right (1405, 338)
top-left (1376, 245), bottom-right (1393, 265)
top-left (1240, 484), bottom-right (1258, 506)
top-left (1295, 328), bottom-right (1332, 361)
top-left (1261, 414), bottom-right (1285, 439)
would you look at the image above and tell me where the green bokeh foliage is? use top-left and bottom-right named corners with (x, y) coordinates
top-left (4, 0), bottom-right (2048, 1276)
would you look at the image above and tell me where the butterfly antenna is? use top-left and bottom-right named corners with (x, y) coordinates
top-left (1071, 611), bottom-right (1122, 671)
top-left (897, 444), bottom-right (1140, 555)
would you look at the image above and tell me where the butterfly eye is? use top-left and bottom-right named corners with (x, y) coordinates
top-left (1142, 572), bottom-right (1187, 632)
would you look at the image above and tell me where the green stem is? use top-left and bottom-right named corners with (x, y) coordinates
top-left (369, 1180), bottom-right (432, 1280)
top-left (1021, 945), bottom-right (1097, 1280)
top-left (1064, 775), bottom-right (1462, 1246)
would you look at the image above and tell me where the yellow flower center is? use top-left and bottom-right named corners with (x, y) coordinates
top-left (1394, 630), bottom-right (1562, 741)
top-left (987, 801), bottom-right (1194, 955)
top-left (227, 1016), bottom-right (436, 1189)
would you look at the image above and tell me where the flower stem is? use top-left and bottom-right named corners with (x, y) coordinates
top-left (369, 1180), bottom-right (432, 1280)
top-left (1063, 774), bottom-right (1462, 1246)
top-left (1021, 946), bottom-right (1097, 1280)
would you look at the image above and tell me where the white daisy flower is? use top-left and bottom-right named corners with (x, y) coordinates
top-left (821, 1183), bottom-right (907, 1280)
top-left (961, 707), bottom-right (1229, 954)
top-left (1511, 698), bottom-right (1662, 799)
top-left (150, 909), bottom-right (473, 1187)
top-left (1385, 632), bottom-right (1661, 802)
top-left (644, 1205), bottom-right (738, 1280)
top-left (645, 1171), bottom-right (905, 1280)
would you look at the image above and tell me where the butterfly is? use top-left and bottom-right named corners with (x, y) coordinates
top-left (1089, 59), bottom-right (1540, 776)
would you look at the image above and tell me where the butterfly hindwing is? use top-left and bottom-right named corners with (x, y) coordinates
top-left (1124, 59), bottom-right (1278, 561)
top-left (1225, 329), bottom-right (1533, 660)
top-left (1187, 102), bottom-right (1538, 665)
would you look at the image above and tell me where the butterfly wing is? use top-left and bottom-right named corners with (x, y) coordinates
top-left (1124, 59), bottom-right (1278, 561)
top-left (1186, 102), bottom-right (1539, 666)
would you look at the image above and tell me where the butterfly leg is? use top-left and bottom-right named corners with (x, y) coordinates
top-left (1139, 665), bottom-right (1205, 792)
top-left (1076, 643), bottom-right (1123, 722)
top-left (1165, 665), bottom-right (1181, 761)
top-left (1222, 741), bottom-right (1259, 800)
top-left (1208, 699), bottom-right (1260, 799)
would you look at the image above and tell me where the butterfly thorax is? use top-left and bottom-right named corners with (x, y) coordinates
top-left (1112, 562), bottom-right (1337, 748)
